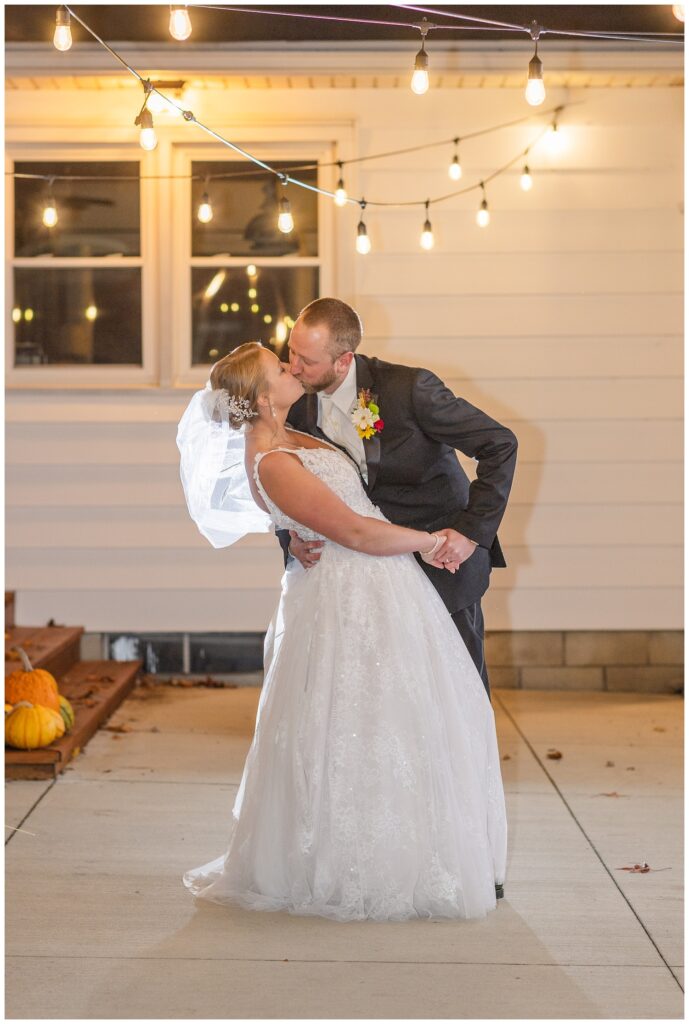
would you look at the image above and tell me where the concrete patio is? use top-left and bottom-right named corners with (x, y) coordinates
top-left (5, 684), bottom-right (684, 1019)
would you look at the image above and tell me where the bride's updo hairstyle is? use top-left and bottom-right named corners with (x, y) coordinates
top-left (210, 342), bottom-right (267, 429)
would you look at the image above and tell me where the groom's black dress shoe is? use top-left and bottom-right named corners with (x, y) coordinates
top-left (495, 883), bottom-right (504, 900)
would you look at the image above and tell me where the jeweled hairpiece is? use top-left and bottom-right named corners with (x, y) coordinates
top-left (226, 394), bottom-right (259, 422)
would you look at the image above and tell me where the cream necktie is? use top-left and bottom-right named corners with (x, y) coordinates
top-left (320, 395), bottom-right (367, 481)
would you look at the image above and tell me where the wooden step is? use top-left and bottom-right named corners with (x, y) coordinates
top-left (5, 626), bottom-right (83, 680)
top-left (5, 658), bottom-right (143, 780)
top-left (5, 592), bottom-right (15, 629)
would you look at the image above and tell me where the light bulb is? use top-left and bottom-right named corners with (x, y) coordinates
top-left (673, 4), bottom-right (684, 21)
top-left (139, 127), bottom-right (157, 151)
top-left (525, 77), bottom-right (546, 106)
top-left (246, 264), bottom-right (257, 277)
top-left (356, 219), bottom-right (371, 255)
top-left (24, 308), bottom-right (34, 322)
top-left (525, 52), bottom-right (545, 106)
top-left (53, 6), bottom-right (72, 51)
top-left (11, 308), bottom-right (21, 324)
top-left (277, 196), bottom-right (294, 234)
top-left (248, 287), bottom-right (257, 299)
top-left (276, 321), bottom-right (288, 343)
top-left (169, 5), bottom-right (192, 41)
top-left (520, 166), bottom-right (533, 191)
top-left (544, 123), bottom-right (566, 154)
top-left (476, 199), bottom-right (490, 228)
top-left (448, 153), bottom-right (462, 181)
top-left (197, 192), bottom-right (213, 223)
top-left (420, 221), bottom-right (434, 250)
top-left (334, 179), bottom-right (348, 207)
top-left (411, 67), bottom-right (429, 96)
top-left (85, 305), bottom-right (98, 321)
top-left (136, 108), bottom-right (157, 151)
top-left (42, 200), bottom-right (58, 228)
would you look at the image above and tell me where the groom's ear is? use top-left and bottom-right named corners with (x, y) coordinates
top-left (335, 350), bottom-right (355, 373)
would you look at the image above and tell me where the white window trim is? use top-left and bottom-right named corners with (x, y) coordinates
top-left (6, 142), bottom-right (160, 389)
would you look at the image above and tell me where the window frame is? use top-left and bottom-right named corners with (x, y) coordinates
top-left (5, 142), bottom-right (160, 389)
top-left (168, 138), bottom-right (336, 388)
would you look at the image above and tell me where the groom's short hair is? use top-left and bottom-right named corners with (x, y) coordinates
top-left (298, 297), bottom-right (363, 358)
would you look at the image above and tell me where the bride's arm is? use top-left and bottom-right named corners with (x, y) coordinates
top-left (257, 452), bottom-right (441, 558)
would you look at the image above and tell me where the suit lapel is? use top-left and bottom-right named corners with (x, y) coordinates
top-left (355, 354), bottom-right (381, 493)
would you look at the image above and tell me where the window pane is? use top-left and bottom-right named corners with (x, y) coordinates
top-left (13, 268), bottom-right (142, 365)
top-left (14, 161), bottom-right (140, 257)
top-left (191, 160), bottom-right (318, 257)
top-left (191, 265), bottom-right (318, 365)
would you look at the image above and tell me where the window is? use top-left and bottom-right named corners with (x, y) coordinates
top-left (189, 159), bottom-right (320, 367)
top-left (6, 129), bottom-right (346, 388)
top-left (8, 157), bottom-right (153, 379)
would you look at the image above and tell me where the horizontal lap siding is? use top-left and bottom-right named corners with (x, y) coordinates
top-left (6, 83), bottom-right (683, 631)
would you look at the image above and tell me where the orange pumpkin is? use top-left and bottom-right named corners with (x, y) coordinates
top-left (5, 647), bottom-right (60, 712)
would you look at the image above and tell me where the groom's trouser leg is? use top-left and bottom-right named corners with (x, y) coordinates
top-left (451, 601), bottom-right (490, 700)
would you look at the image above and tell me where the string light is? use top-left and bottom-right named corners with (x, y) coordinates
top-left (169, 4), bottom-right (192, 41)
top-left (197, 181), bottom-right (213, 223)
top-left (248, 287), bottom-right (257, 299)
top-left (673, 5), bottom-right (684, 22)
top-left (420, 200), bottom-right (434, 250)
top-left (520, 164), bottom-right (533, 191)
top-left (525, 22), bottom-right (546, 106)
top-left (53, 5), bottom-right (72, 51)
top-left (204, 271), bottom-right (226, 299)
top-left (448, 139), bottom-right (463, 181)
top-left (356, 201), bottom-right (371, 254)
top-left (277, 181), bottom-right (294, 234)
top-left (11, 308), bottom-right (21, 324)
top-left (24, 308), bottom-right (34, 322)
top-left (411, 18), bottom-right (431, 95)
top-left (544, 116), bottom-right (566, 154)
top-left (276, 321), bottom-right (288, 344)
top-left (476, 183), bottom-right (490, 227)
top-left (42, 182), bottom-right (58, 228)
top-left (246, 264), bottom-right (257, 277)
top-left (136, 108), bottom-right (157, 151)
top-left (85, 304), bottom-right (98, 321)
top-left (334, 162), bottom-right (348, 207)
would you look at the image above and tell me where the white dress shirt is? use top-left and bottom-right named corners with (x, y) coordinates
top-left (317, 359), bottom-right (368, 483)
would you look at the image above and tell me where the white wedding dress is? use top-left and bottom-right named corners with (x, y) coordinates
top-left (182, 439), bottom-right (507, 921)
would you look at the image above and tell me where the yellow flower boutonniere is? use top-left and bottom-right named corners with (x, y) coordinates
top-left (351, 388), bottom-right (384, 440)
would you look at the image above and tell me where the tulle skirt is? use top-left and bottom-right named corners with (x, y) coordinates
top-left (183, 542), bottom-right (507, 921)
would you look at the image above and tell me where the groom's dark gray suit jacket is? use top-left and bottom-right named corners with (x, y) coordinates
top-left (277, 353), bottom-right (518, 615)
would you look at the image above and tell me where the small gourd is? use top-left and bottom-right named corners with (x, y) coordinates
top-left (5, 647), bottom-right (60, 712)
top-left (58, 694), bottom-right (75, 732)
top-left (5, 701), bottom-right (62, 749)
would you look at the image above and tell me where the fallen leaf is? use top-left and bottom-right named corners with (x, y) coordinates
top-left (597, 791), bottom-right (627, 798)
top-left (104, 723), bottom-right (131, 733)
top-left (615, 862), bottom-right (671, 873)
top-left (652, 726), bottom-right (666, 732)
top-left (150, 726), bottom-right (160, 733)
top-left (546, 748), bottom-right (562, 760)
top-left (625, 766), bottom-right (636, 771)
top-left (502, 754), bottom-right (511, 761)
top-left (605, 760), bottom-right (615, 767)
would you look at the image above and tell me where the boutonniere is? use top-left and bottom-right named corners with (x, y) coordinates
top-left (351, 388), bottom-right (384, 440)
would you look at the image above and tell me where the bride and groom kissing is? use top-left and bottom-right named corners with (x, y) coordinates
top-left (179, 296), bottom-right (518, 921)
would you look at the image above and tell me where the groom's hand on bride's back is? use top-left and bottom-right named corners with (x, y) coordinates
top-left (288, 530), bottom-right (325, 569)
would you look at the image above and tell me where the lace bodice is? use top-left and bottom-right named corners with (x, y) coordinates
top-left (253, 440), bottom-right (386, 542)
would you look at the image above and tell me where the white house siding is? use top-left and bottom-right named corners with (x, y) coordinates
top-left (5, 58), bottom-right (683, 633)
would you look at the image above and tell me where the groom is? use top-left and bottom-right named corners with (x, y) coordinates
top-left (277, 297), bottom-right (518, 702)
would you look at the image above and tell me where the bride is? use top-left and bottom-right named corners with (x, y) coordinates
top-left (178, 341), bottom-right (507, 922)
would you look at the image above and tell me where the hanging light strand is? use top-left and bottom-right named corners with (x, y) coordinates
top-left (53, 5), bottom-right (72, 51)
